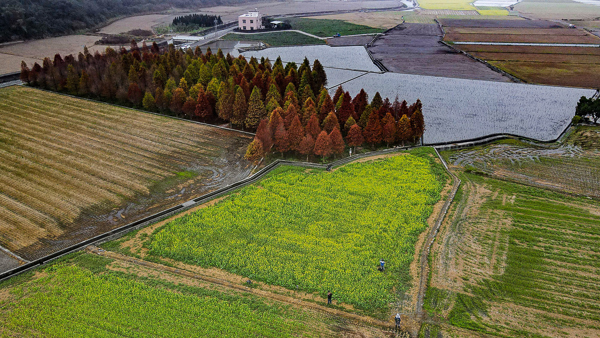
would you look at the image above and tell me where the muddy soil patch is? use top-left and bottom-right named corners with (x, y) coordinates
top-left (367, 23), bottom-right (511, 81)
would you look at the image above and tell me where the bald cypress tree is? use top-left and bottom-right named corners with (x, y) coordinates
top-left (244, 139), bottom-right (265, 164)
top-left (298, 133), bottom-right (315, 161)
top-left (314, 131), bottom-right (333, 161)
top-left (329, 127), bottom-right (345, 158)
top-left (231, 87), bottom-right (247, 128)
top-left (306, 114), bottom-right (322, 140)
top-left (274, 121), bottom-right (289, 156)
top-left (288, 115), bottom-right (304, 152)
top-left (245, 86), bottom-right (266, 130)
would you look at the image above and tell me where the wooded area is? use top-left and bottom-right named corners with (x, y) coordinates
top-left (0, 0), bottom-right (245, 43)
top-left (20, 42), bottom-right (424, 161)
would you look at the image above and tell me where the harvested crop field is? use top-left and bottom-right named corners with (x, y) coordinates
top-left (0, 35), bottom-right (100, 75)
top-left (490, 61), bottom-right (600, 87)
top-left (443, 19), bottom-right (600, 87)
top-left (0, 86), bottom-right (252, 268)
top-left (428, 173), bottom-right (600, 337)
top-left (99, 14), bottom-right (172, 34)
top-left (444, 28), bottom-right (600, 44)
top-left (367, 23), bottom-right (511, 81)
top-left (339, 72), bottom-right (594, 144)
top-left (446, 127), bottom-right (600, 198)
top-left (439, 18), bottom-right (563, 28)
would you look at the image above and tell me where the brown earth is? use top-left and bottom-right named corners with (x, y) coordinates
top-left (327, 35), bottom-right (378, 47)
top-left (489, 61), bottom-right (600, 88)
top-left (458, 44), bottom-right (600, 55)
top-left (439, 18), bottom-right (564, 28)
top-left (444, 32), bottom-right (600, 44)
top-left (367, 23), bottom-right (511, 81)
top-left (442, 20), bottom-right (600, 87)
top-left (0, 86), bottom-right (252, 267)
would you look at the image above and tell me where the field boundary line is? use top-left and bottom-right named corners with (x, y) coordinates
top-left (86, 245), bottom-right (398, 330)
top-left (0, 245), bottom-right (29, 264)
top-left (415, 147), bottom-right (461, 317)
top-left (326, 72), bottom-right (369, 90)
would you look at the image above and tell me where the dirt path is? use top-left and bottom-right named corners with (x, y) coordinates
top-left (415, 148), bottom-right (461, 317)
top-left (86, 245), bottom-right (408, 333)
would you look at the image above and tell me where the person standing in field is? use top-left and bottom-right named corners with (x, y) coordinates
top-left (380, 259), bottom-right (385, 271)
top-left (395, 313), bottom-right (401, 330)
top-left (327, 291), bottom-right (333, 305)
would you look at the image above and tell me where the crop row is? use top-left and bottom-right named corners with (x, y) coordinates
top-left (0, 264), bottom-right (313, 337)
top-left (148, 154), bottom-right (445, 313)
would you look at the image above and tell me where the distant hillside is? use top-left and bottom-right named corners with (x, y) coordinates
top-left (0, 0), bottom-right (250, 43)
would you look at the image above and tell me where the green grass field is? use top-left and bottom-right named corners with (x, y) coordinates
top-left (0, 253), bottom-right (364, 337)
top-left (222, 31), bottom-right (325, 46)
top-left (147, 150), bottom-right (447, 315)
top-left (426, 172), bottom-right (600, 337)
top-left (282, 18), bottom-right (384, 37)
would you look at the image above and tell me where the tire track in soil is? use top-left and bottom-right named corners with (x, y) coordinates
top-left (415, 148), bottom-right (461, 319)
top-left (85, 245), bottom-right (410, 334)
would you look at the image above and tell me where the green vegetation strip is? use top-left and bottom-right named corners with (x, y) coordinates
top-left (447, 174), bottom-right (600, 334)
top-left (222, 32), bottom-right (325, 46)
top-left (147, 150), bottom-right (446, 314)
top-left (282, 18), bottom-right (384, 37)
top-left (0, 256), bottom-right (315, 337)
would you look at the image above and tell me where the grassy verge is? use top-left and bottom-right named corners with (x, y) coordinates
top-left (221, 31), bottom-right (325, 46)
top-left (282, 17), bottom-right (384, 37)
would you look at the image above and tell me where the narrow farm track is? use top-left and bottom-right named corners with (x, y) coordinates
top-left (415, 148), bottom-right (461, 317)
top-left (86, 246), bottom-right (403, 332)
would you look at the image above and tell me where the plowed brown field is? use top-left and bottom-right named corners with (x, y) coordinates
top-left (0, 86), bottom-right (252, 264)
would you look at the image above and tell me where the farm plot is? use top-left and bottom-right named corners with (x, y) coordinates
top-left (442, 19), bottom-right (600, 87)
top-left (243, 45), bottom-right (381, 72)
top-left (221, 32), bottom-right (325, 47)
top-left (0, 35), bottom-right (100, 75)
top-left (0, 253), bottom-right (387, 337)
top-left (427, 173), bottom-right (600, 337)
top-left (339, 72), bottom-right (593, 144)
top-left (444, 27), bottom-right (600, 44)
top-left (0, 86), bottom-right (251, 266)
top-left (445, 127), bottom-right (600, 198)
top-left (280, 18), bottom-right (384, 37)
top-left (367, 23), bottom-right (511, 81)
top-left (144, 152), bottom-right (447, 314)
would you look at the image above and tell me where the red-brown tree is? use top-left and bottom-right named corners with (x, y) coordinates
top-left (298, 133), bottom-right (315, 161)
top-left (274, 120), bottom-right (290, 156)
top-left (195, 87), bottom-right (213, 121)
top-left (288, 115), bottom-right (305, 152)
top-left (364, 110), bottom-right (382, 146)
top-left (329, 127), bottom-right (345, 157)
top-left (255, 119), bottom-right (273, 151)
top-left (346, 124), bottom-right (364, 149)
top-left (306, 114), bottom-right (322, 140)
top-left (313, 131), bottom-right (333, 161)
